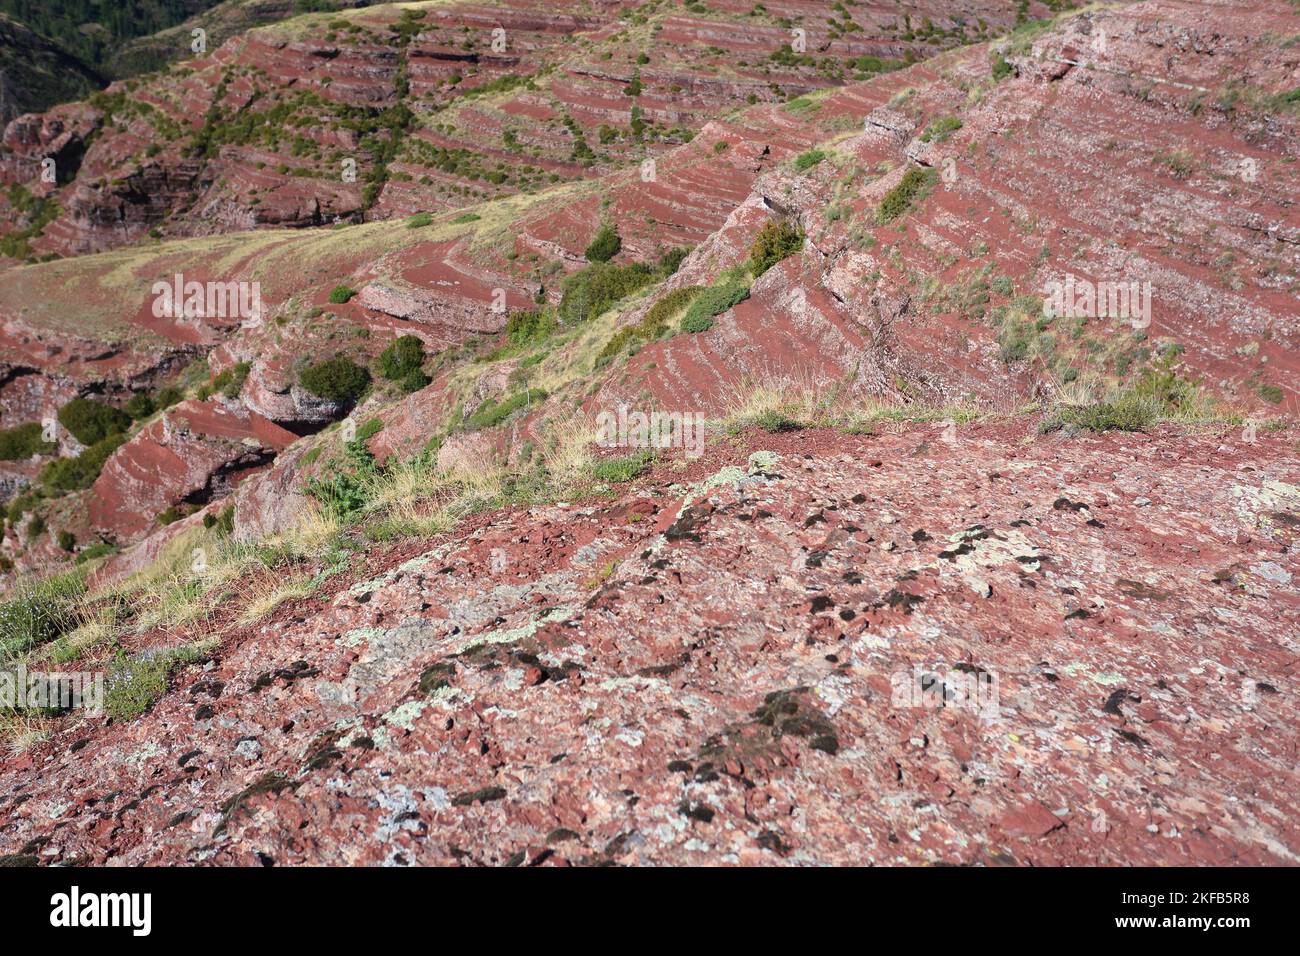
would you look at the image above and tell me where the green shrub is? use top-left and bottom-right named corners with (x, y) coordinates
top-left (1257, 382), bottom-right (1284, 405)
top-left (398, 369), bottom-right (431, 393)
top-left (592, 450), bottom-right (652, 483)
top-left (584, 223), bottom-right (622, 263)
top-left (40, 434), bottom-right (126, 492)
top-left (558, 262), bottom-right (655, 324)
top-left (793, 148), bottom-right (827, 172)
top-left (25, 514), bottom-right (46, 539)
top-left (597, 285), bottom-right (703, 363)
top-left (57, 530), bottom-right (75, 552)
top-left (680, 281), bottom-right (750, 332)
top-left (75, 542), bottom-right (115, 565)
top-left (0, 572), bottom-right (85, 658)
top-left (300, 358), bottom-right (371, 405)
top-left (57, 397), bottom-right (131, 445)
top-left (157, 506), bottom-right (184, 526)
top-left (327, 284), bottom-right (357, 304)
top-left (919, 116), bottom-right (962, 143)
top-left (755, 409), bottom-right (804, 432)
top-left (875, 166), bottom-right (937, 224)
top-left (451, 212), bottom-right (481, 224)
top-left (0, 422), bottom-right (56, 461)
top-left (1057, 395), bottom-right (1159, 432)
top-left (355, 418), bottom-right (384, 442)
top-left (201, 505), bottom-right (236, 536)
top-left (377, 335), bottom-right (426, 379)
top-left (105, 643), bottom-right (209, 721)
top-left (406, 212), bottom-right (434, 228)
top-left (505, 309), bottom-right (556, 348)
top-left (465, 389), bottom-right (548, 431)
top-left (659, 246), bottom-right (691, 274)
top-left (155, 386), bottom-right (184, 410)
top-left (748, 219), bottom-right (804, 276)
top-left (123, 393), bottom-right (156, 420)
top-left (212, 361), bottom-right (251, 399)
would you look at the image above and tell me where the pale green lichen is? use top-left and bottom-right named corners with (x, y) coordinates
top-left (455, 603), bottom-right (579, 653)
top-left (382, 699), bottom-right (428, 731)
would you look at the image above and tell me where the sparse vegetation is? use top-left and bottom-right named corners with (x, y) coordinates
top-left (793, 148), bottom-right (827, 172)
top-left (875, 166), bottom-right (938, 224)
top-left (748, 219), bottom-right (804, 276)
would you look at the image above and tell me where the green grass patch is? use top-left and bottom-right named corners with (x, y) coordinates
top-left (919, 116), bottom-right (962, 143)
top-left (793, 148), bottom-right (827, 172)
top-left (749, 219), bottom-right (804, 276)
top-left (680, 281), bottom-right (750, 333)
top-left (0, 423), bottom-right (56, 461)
top-left (465, 389), bottom-right (548, 431)
top-left (597, 286), bottom-right (703, 364)
top-left (0, 571), bottom-right (86, 659)
top-left (875, 167), bottom-right (938, 224)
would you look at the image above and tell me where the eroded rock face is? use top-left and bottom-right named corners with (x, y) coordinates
top-left (0, 0), bottom-right (1031, 259)
top-left (2, 424), bottom-right (1297, 865)
top-left (89, 399), bottom-right (297, 542)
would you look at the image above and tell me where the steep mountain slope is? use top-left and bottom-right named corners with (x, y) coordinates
top-left (0, 13), bottom-right (104, 121)
top-left (0, 0), bottom-right (1064, 257)
top-left (1, 0), bottom-right (1297, 572)
top-left (0, 0), bottom-right (227, 78)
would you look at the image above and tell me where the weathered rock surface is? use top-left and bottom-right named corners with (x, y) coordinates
top-left (89, 399), bottom-right (296, 542)
top-left (2, 424), bottom-right (1296, 865)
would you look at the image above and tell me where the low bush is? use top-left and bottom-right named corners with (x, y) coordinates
top-left (105, 643), bottom-right (209, 721)
top-left (406, 212), bottom-right (434, 228)
top-left (748, 219), bottom-right (804, 276)
top-left (377, 335), bottom-right (426, 380)
top-left (40, 434), bottom-right (126, 492)
top-left (124, 393), bottom-right (156, 419)
top-left (212, 361), bottom-right (251, 399)
top-left (300, 358), bottom-right (370, 405)
top-left (327, 284), bottom-right (357, 304)
top-left (793, 148), bottom-right (827, 172)
top-left (875, 166), bottom-right (937, 224)
top-left (680, 281), bottom-right (750, 332)
top-left (597, 286), bottom-right (703, 363)
top-left (57, 397), bottom-right (131, 445)
top-left (0, 423), bottom-right (56, 461)
top-left (919, 116), bottom-right (962, 143)
top-left (0, 572), bottom-right (85, 658)
top-left (558, 262), bottom-right (655, 324)
top-left (465, 389), bottom-right (547, 431)
top-left (584, 223), bottom-right (622, 263)
top-left (592, 450), bottom-right (653, 483)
